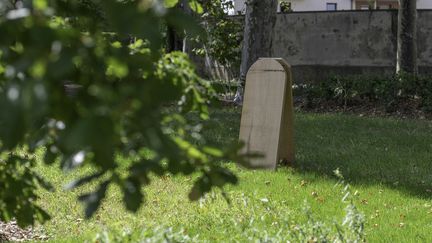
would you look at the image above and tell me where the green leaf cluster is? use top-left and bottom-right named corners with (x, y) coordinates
top-left (0, 152), bottom-right (53, 227)
top-left (192, 0), bottom-right (243, 77)
top-left (0, 0), bottom-right (242, 226)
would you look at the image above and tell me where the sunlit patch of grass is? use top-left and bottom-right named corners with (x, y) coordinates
top-left (35, 108), bottom-right (432, 242)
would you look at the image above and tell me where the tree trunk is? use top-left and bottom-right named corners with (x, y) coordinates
top-left (166, 26), bottom-right (184, 53)
top-left (234, 0), bottom-right (278, 104)
top-left (396, 0), bottom-right (418, 75)
top-left (166, 0), bottom-right (192, 53)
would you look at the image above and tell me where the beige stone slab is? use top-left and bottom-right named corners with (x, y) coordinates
top-left (239, 58), bottom-right (295, 169)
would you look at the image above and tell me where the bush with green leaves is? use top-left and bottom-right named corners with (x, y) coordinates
top-left (297, 74), bottom-right (432, 112)
top-left (0, 0), bottom-right (247, 227)
top-left (192, 0), bottom-right (243, 79)
top-left (280, 1), bottom-right (292, 13)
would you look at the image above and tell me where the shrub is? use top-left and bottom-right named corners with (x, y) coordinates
top-left (192, 0), bottom-right (243, 79)
top-left (297, 74), bottom-right (432, 113)
top-left (280, 1), bottom-right (293, 13)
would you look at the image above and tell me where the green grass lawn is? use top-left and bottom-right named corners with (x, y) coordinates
top-left (35, 108), bottom-right (432, 242)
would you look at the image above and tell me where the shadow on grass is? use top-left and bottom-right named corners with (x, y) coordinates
top-left (292, 112), bottom-right (432, 199)
top-left (202, 107), bottom-right (432, 199)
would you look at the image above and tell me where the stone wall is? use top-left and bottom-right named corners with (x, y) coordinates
top-left (197, 10), bottom-right (432, 83)
top-left (271, 10), bottom-right (432, 83)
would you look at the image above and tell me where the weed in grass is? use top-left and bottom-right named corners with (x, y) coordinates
top-left (92, 226), bottom-right (199, 243)
top-left (89, 172), bottom-right (366, 243)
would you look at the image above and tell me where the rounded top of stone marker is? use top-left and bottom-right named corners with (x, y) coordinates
top-left (248, 58), bottom-right (291, 73)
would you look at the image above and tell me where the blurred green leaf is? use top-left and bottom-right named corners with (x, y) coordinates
top-left (122, 177), bottom-right (144, 212)
top-left (78, 180), bottom-right (110, 219)
top-left (33, 0), bottom-right (48, 10)
top-left (164, 0), bottom-right (180, 8)
top-left (0, 0), bottom-right (245, 227)
top-left (64, 171), bottom-right (105, 191)
top-left (189, 0), bottom-right (203, 14)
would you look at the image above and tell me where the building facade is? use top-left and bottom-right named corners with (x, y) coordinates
top-left (233, 0), bottom-right (432, 14)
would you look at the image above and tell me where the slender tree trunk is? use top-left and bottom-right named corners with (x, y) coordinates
top-left (234, 0), bottom-right (278, 104)
top-left (166, 0), bottom-right (192, 53)
top-left (166, 26), bottom-right (184, 53)
top-left (396, 0), bottom-right (418, 75)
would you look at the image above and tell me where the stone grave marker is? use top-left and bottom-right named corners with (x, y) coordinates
top-left (239, 58), bottom-right (294, 169)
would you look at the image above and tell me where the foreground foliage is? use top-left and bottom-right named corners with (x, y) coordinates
top-left (0, 0), bottom-right (245, 227)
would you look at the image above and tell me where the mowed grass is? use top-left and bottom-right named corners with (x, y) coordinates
top-left (34, 108), bottom-right (432, 242)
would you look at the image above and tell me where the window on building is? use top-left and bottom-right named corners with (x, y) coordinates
top-left (326, 3), bottom-right (337, 11)
top-left (360, 5), bottom-right (369, 10)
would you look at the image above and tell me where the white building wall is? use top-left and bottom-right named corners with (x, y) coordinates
top-left (233, 0), bottom-right (246, 14)
top-left (290, 0), bottom-right (352, 11)
top-left (234, 0), bottom-right (432, 13)
top-left (418, 0), bottom-right (432, 9)
top-left (234, 0), bottom-right (353, 14)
